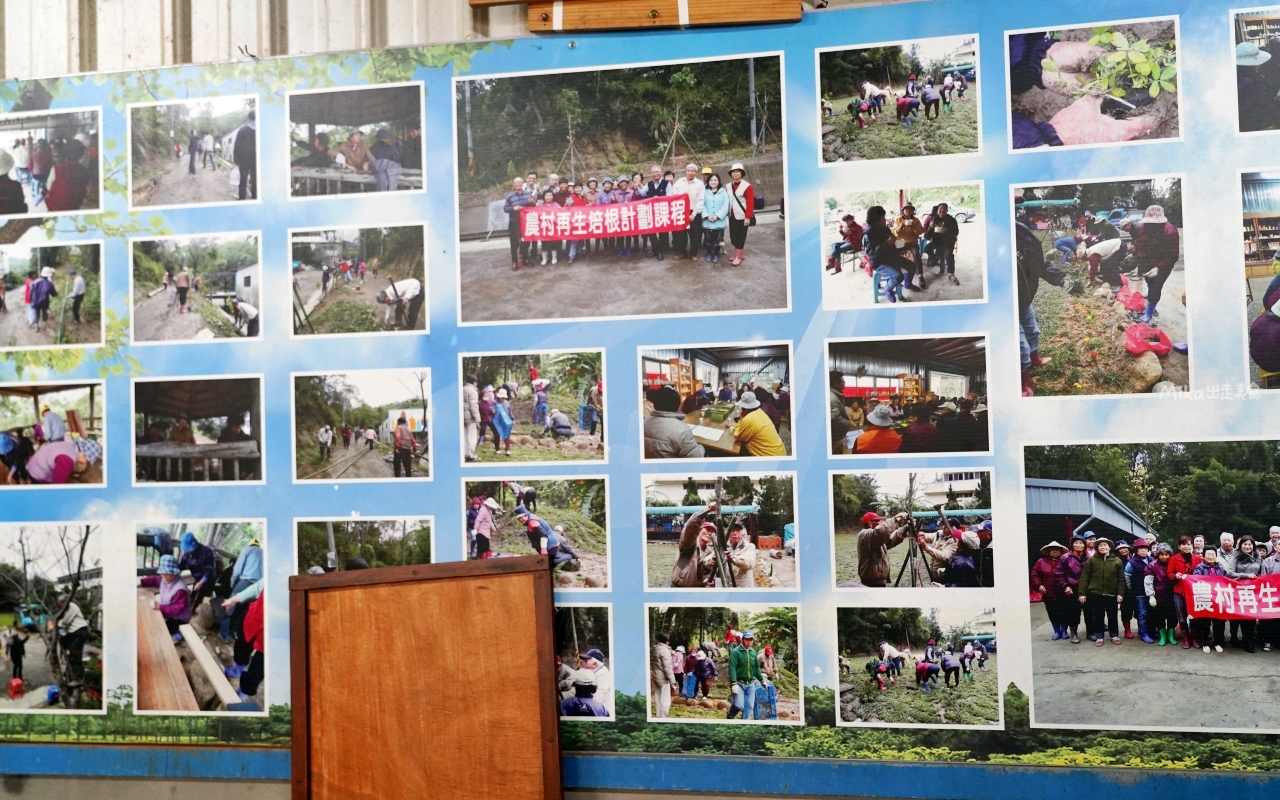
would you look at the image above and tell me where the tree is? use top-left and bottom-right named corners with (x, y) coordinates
top-left (681, 477), bottom-right (701, 506)
top-left (755, 475), bottom-right (795, 539)
top-left (832, 473), bottom-right (879, 531)
top-left (972, 472), bottom-right (992, 510)
top-left (945, 484), bottom-right (961, 510)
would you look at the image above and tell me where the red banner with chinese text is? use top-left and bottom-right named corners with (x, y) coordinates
top-left (1177, 574), bottom-right (1280, 620)
top-left (518, 194), bottom-right (691, 241)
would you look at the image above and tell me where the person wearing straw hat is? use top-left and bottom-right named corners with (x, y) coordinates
top-left (1031, 540), bottom-right (1069, 640)
top-left (0, 150), bottom-right (26, 214)
top-left (1123, 205), bottom-right (1180, 325)
top-left (1078, 536), bottom-right (1125, 646)
top-left (726, 163), bottom-right (755, 266)
top-left (731, 390), bottom-right (786, 457)
top-left (1238, 40), bottom-right (1276, 132)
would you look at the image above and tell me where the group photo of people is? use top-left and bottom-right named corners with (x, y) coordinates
top-left (0, 381), bottom-right (104, 487)
top-left (832, 469), bottom-right (993, 589)
top-left (643, 472), bottom-right (796, 589)
top-left (641, 343), bottom-right (792, 460)
top-left (827, 336), bottom-right (990, 456)
top-left (465, 478), bottom-right (609, 589)
top-left (1015, 176), bottom-right (1187, 397)
top-left (288, 84), bottom-right (424, 197)
top-left (0, 108), bottom-right (99, 217)
top-left (134, 522), bottom-right (265, 712)
top-left (555, 605), bottom-right (614, 719)
top-left (291, 225), bottom-right (426, 337)
top-left (455, 56), bottom-right (788, 324)
top-left (0, 242), bottom-right (103, 349)
top-left (293, 369), bottom-right (431, 482)
top-left (132, 377), bottom-right (262, 483)
top-left (1236, 7), bottom-right (1280, 133)
top-left (819, 34), bottom-right (979, 162)
top-left (1026, 440), bottom-right (1280, 731)
top-left (820, 183), bottom-right (985, 309)
top-left (461, 351), bottom-right (604, 464)
top-left (295, 517), bottom-right (432, 575)
top-left (130, 233), bottom-right (260, 343)
top-left (1007, 19), bottom-right (1180, 149)
top-left (0, 523), bottom-right (102, 711)
top-left (647, 605), bottom-right (800, 724)
top-left (129, 96), bottom-right (258, 207)
top-left (837, 605), bottom-right (1000, 727)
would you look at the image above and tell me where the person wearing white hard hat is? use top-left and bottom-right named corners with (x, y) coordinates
top-left (0, 150), bottom-right (26, 214)
top-left (726, 163), bottom-right (755, 266)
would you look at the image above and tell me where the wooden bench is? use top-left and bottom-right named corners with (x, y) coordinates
top-left (135, 588), bottom-right (198, 711)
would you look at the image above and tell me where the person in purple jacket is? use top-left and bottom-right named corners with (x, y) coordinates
top-left (1143, 543), bottom-right (1177, 647)
top-left (596, 176), bottom-right (615, 255)
top-left (612, 177), bottom-right (638, 257)
top-left (1189, 548), bottom-right (1228, 653)
top-left (1054, 533), bottom-right (1088, 643)
top-left (138, 555), bottom-right (193, 643)
top-left (1250, 273), bottom-right (1280, 374)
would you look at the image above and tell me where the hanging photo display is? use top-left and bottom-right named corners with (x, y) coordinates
top-left (3, 0), bottom-right (1280, 787)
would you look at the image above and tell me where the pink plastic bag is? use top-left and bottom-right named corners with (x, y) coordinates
top-left (1124, 323), bottom-right (1172, 356)
top-left (1114, 275), bottom-right (1146, 312)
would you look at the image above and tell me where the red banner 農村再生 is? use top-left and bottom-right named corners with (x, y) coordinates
top-left (519, 194), bottom-right (692, 242)
top-left (1177, 574), bottom-right (1280, 620)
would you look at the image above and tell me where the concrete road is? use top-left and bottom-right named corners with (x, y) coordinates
top-left (459, 212), bottom-right (789, 323)
top-left (1029, 601), bottom-right (1280, 729)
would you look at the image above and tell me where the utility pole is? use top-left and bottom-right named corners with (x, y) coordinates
top-left (325, 521), bottom-right (337, 570)
top-left (748, 57), bottom-right (758, 149)
top-left (464, 80), bottom-right (474, 177)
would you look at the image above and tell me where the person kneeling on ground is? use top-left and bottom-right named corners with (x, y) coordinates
top-left (515, 505), bottom-right (578, 569)
top-left (543, 408), bottom-right (575, 440)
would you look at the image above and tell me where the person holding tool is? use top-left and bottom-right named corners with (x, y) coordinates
top-left (856, 510), bottom-right (913, 587)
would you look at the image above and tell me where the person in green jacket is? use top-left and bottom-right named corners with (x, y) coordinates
top-left (1079, 537), bottom-right (1125, 646)
top-left (726, 631), bottom-right (762, 720)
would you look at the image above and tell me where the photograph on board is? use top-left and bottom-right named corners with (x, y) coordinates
top-left (555, 605), bottom-right (614, 720)
top-left (1026, 440), bottom-right (1280, 731)
top-left (293, 369), bottom-right (431, 482)
top-left (130, 232), bottom-right (260, 344)
top-left (0, 241), bottom-right (103, 350)
top-left (1243, 170), bottom-right (1280, 388)
top-left (291, 224), bottom-right (426, 337)
top-left (0, 108), bottom-right (100, 217)
top-left (288, 83), bottom-right (423, 197)
top-left (641, 342), bottom-right (791, 460)
top-left (832, 469), bottom-right (993, 589)
top-left (818, 35), bottom-right (979, 162)
top-left (135, 521), bottom-right (265, 713)
top-left (1007, 19), bottom-right (1179, 150)
top-left (647, 604), bottom-right (800, 724)
top-left (132, 376), bottom-right (262, 484)
top-left (464, 477), bottom-right (608, 589)
top-left (1234, 8), bottom-right (1280, 133)
top-left (455, 54), bottom-right (788, 324)
top-left (129, 96), bottom-right (258, 207)
top-left (0, 381), bottom-right (104, 487)
top-left (827, 336), bottom-right (989, 456)
top-left (1014, 176), bottom-right (1187, 397)
top-left (461, 351), bottom-right (604, 464)
top-left (0, 522), bottom-right (103, 711)
top-left (821, 182), bottom-right (985, 309)
top-left (296, 516), bottom-right (433, 575)
top-left (836, 606), bottom-right (999, 727)
top-left (643, 472), bottom-right (796, 589)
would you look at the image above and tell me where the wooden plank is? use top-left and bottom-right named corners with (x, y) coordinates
top-left (289, 554), bottom-right (548, 591)
top-left (531, 566), bottom-right (564, 800)
top-left (135, 589), bottom-right (199, 712)
top-left (178, 623), bottom-right (241, 708)
top-left (526, 0), bottom-right (799, 31)
top-left (290, 590), bottom-right (310, 800)
top-left (135, 440), bottom-right (260, 459)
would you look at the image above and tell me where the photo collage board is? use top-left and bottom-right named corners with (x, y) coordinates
top-left (1, 0), bottom-right (1279, 781)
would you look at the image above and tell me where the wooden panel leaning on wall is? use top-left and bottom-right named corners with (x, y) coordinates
top-left (471, 0), bottom-right (801, 32)
top-left (290, 556), bottom-right (562, 800)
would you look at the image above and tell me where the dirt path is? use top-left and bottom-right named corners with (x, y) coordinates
top-left (0, 285), bottom-right (101, 348)
top-left (553, 551), bottom-right (608, 589)
top-left (299, 444), bottom-right (416, 481)
top-left (134, 155), bottom-right (240, 208)
top-left (133, 287), bottom-right (210, 343)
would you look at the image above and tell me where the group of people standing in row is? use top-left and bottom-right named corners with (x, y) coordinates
top-left (651, 629), bottom-right (780, 721)
top-left (825, 202), bottom-right (964, 302)
top-left (1031, 529), bottom-right (1280, 653)
top-left (503, 161), bottom-right (759, 270)
top-left (0, 133), bottom-right (97, 214)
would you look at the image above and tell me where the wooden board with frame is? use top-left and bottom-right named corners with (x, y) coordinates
top-left (289, 556), bottom-right (562, 800)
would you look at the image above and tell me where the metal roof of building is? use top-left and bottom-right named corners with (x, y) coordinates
top-left (1025, 478), bottom-right (1153, 538)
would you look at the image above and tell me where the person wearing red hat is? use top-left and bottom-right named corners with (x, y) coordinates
top-left (856, 509), bottom-right (912, 587)
top-left (669, 503), bottom-right (720, 587)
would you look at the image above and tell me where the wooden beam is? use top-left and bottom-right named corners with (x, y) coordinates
top-left (136, 589), bottom-right (199, 712)
top-left (135, 440), bottom-right (260, 459)
top-left (179, 623), bottom-right (241, 708)
top-left (526, 0), bottom-right (799, 32)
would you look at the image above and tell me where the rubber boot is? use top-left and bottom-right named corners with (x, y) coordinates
top-left (1157, 629), bottom-right (1168, 646)
top-left (1139, 622), bottom-right (1154, 645)
top-left (732, 249), bottom-right (744, 266)
top-left (1029, 349), bottom-right (1051, 369)
top-left (1069, 628), bottom-right (1080, 644)
top-left (1140, 300), bottom-right (1153, 324)
top-left (1124, 620), bottom-right (1133, 639)
top-left (1050, 623), bottom-right (1061, 641)
top-left (1021, 369), bottom-right (1035, 398)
